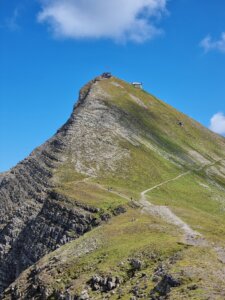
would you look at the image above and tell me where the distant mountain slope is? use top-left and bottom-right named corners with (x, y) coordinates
top-left (1, 76), bottom-right (225, 299)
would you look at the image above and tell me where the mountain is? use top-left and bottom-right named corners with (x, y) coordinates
top-left (1, 75), bottom-right (225, 300)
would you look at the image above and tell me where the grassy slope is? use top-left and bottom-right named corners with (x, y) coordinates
top-left (7, 77), bottom-right (225, 299)
top-left (10, 206), bottom-right (225, 299)
top-left (55, 77), bottom-right (225, 203)
top-left (99, 77), bottom-right (225, 163)
top-left (9, 208), bottom-right (184, 299)
top-left (147, 170), bottom-right (225, 244)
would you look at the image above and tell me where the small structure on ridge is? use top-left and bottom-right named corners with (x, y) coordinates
top-left (102, 72), bottom-right (112, 79)
top-left (177, 121), bottom-right (184, 127)
top-left (132, 82), bottom-right (143, 89)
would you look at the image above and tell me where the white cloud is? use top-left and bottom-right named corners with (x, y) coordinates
top-left (200, 32), bottom-right (225, 53)
top-left (209, 112), bottom-right (225, 135)
top-left (37, 0), bottom-right (168, 43)
top-left (0, 8), bottom-right (21, 31)
top-left (6, 8), bottom-right (20, 31)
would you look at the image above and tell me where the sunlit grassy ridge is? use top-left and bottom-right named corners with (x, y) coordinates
top-left (10, 206), bottom-right (225, 299)
top-left (6, 77), bottom-right (225, 299)
top-left (99, 77), bottom-right (225, 161)
top-left (54, 76), bottom-right (225, 206)
top-left (11, 208), bottom-right (185, 299)
top-left (147, 171), bottom-right (225, 244)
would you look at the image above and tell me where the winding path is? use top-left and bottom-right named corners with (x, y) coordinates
top-left (139, 171), bottom-right (201, 245)
top-left (83, 158), bottom-right (224, 246)
top-left (140, 171), bottom-right (190, 198)
top-left (139, 159), bottom-right (224, 245)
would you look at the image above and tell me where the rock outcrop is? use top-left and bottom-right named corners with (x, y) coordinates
top-left (1, 75), bottom-right (225, 299)
top-left (0, 76), bottom-right (129, 294)
top-left (88, 275), bottom-right (121, 292)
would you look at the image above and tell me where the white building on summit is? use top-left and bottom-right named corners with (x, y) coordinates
top-left (101, 72), bottom-right (112, 79)
top-left (132, 82), bottom-right (143, 89)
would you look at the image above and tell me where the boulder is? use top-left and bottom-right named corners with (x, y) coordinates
top-left (130, 259), bottom-right (143, 271)
top-left (88, 275), bottom-right (121, 292)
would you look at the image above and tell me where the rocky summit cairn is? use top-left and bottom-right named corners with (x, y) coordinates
top-left (1, 75), bottom-right (225, 299)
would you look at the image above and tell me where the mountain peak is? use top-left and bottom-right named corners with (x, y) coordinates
top-left (1, 75), bottom-right (225, 299)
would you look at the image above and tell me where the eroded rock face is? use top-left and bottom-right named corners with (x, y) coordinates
top-left (0, 77), bottom-right (132, 295)
top-left (88, 275), bottom-right (121, 292)
top-left (6, 283), bottom-right (91, 300)
top-left (130, 259), bottom-right (143, 271)
top-left (0, 196), bottom-right (100, 294)
top-left (150, 274), bottom-right (180, 299)
top-left (0, 142), bottom-right (64, 293)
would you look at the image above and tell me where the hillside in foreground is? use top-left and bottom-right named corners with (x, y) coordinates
top-left (1, 75), bottom-right (225, 299)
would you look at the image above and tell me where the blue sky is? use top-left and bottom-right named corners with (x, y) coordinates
top-left (1, 0), bottom-right (225, 172)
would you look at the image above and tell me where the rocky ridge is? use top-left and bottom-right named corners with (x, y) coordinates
top-left (1, 75), bottom-right (225, 299)
top-left (0, 76), bottom-right (130, 294)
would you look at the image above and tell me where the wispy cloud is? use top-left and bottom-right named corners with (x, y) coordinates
top-left (37, 0), bottom-right (168, 43)
top-left (209, 112), bottom-right (225, 135)
top-left (7, 8), bottom-right (20, 30)
top-left (200, 32), bottom-right (225, 53)
top-left (1, 7), bottom-right (21, 31)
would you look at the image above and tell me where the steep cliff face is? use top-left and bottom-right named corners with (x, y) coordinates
top-left (1, 76), bottom-right (225, 299)
top-left (0, 135), bottom-right (62, 292)
top-left (0, 76), bottom-right (121, 293)
top-left (0, 76), bottom-right (146, 294)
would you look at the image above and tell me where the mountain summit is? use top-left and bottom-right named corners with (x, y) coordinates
top-left (1, 75), bottom-right (225, 299)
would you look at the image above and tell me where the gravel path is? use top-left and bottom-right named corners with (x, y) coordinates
top-left (83, 159), bottom-right (224, 247)
top-left (140, 171), bottom-right (190, 196)
top-left (139, 160), bottom-right (223, 245)
top-left (140, 197), bottom-right (203, 245)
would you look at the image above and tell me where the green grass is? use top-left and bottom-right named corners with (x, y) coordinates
top-left (14, 206), bottom-right (225, 299)
top-left (54, 77), bottom-right (225, 207)
top-left (54, 162), bottom-right (129, 210)
top-left (146, 171), bottom-right (225, 244)
top-left (55, 180), bottom-right (128, 211)
top-left (99, 77), bottom-right (225, 164)
top-left (93, 141), bottom-right (182, 199)
top-left (54, 163), bottom-right (87, 184)
top-left (24, 208), bottom-right (184, 297)
top-left (23, 76), bottom-right (225, 299)
top-left (170, 245), bottom-right (225, 300)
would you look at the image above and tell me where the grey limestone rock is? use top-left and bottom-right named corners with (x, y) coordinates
top-left (0, 77), bottom-right (131, 295)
